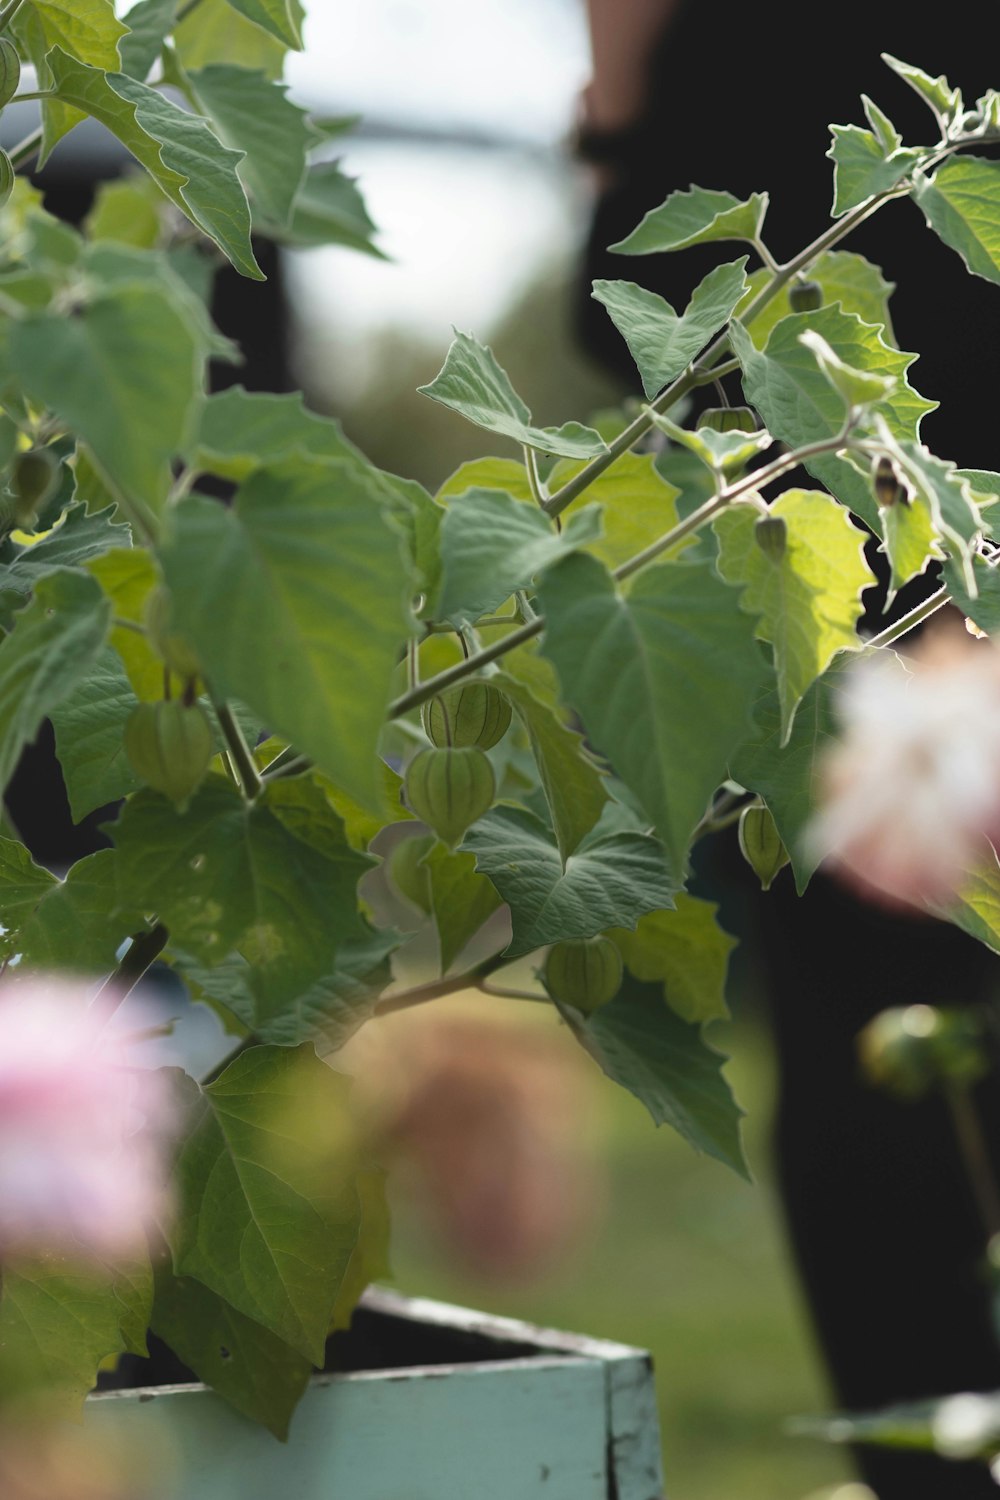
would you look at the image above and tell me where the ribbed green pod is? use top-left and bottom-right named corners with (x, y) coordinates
top-left (788, 278), bottom-right (823, 313)
top-left (754, 514), bottom-right (787, 563)
top-left (10, 449), bottom-right (59, 527)
top-left (124, 700), bottom-right (214, 807)
top-left (404, 746), bottom-right (495, 847)
top-left (422, 681), bottom-right (512, 750)
top-left (737, 804), bottom-right (789, 890)
top-left (543, 937), bottom-right (623, 1015)
top-left (0, 41), bottom-right (20, 111)
top-left (700, 405), bottom-right (758, 434)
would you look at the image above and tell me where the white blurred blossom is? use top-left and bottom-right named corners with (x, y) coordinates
top-left (0, 979), bottom-right (175, 1256)
top-left (805, 620), bottom-right (1000, 907)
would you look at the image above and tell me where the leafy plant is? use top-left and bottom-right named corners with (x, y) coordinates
top-left (2, 8), bottom-right (1000, 1444)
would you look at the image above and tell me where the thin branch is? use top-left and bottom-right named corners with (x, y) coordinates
top-left (89, 923), bottom-right (169, 1030)
top-left (213, 702), bottom-right (261, 799)
top-left (866, 587), bottom-right (949, 650)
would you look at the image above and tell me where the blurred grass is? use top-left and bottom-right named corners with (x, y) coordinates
top-left (386, 1013), bottom-right (853, 1500)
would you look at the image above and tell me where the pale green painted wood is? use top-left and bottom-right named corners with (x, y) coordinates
top-left (83, 1291), bottom-right (666, 1500)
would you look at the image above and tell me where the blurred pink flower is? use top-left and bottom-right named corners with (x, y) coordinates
top-left (0, 979), bottom-right (175, 1257)
top-left (806, 620), bottom-right (1000, 908)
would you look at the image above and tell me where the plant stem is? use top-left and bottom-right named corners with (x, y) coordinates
top-left (866, 587), bottom-right (949, 650)
top-left (90, 923), bottom-right (169, 1030)
top-left (214, 702), bottom-right (261, 799)
top-left (0, 0), bottom-right (28, 33)
top-left (946, 1085), bottom-right (1000, 1241)
top-left (524, 445), bottom-right (547, 507)
top-left (375, 955), bottom-right (509, 1017)
top-left (389, 616), bottom-right (543, 719)
top-left (175, 0), bottom-right (206, 20)
top-left (8, 126), bottom-right (43, 172)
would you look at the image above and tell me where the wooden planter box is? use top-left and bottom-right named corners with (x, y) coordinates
top-left (84, 1287), bottom-right (665, 1500)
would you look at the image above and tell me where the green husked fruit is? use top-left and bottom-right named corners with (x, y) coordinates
top-left (858, 1005), bottom-right (988, 1101)
top-left (754, 513), bottom-right (787, 563)
top-left (422, 681), bottom-right (512, 750)
top-left (124, 700), bottom-right (214, 807)
top-left (700, 405), bottom-right (758, 434)
top-left (738, 803), bottom-right (789, 889)
top-left (404, 746), bottom-right (495, 847)
top-left (872, 454), bottom-right (908, 509)
top-left (389, 832), bottom-right (435, 914)
top-left (544, 936), bottom-right (623, 1015)
top-left (0, 41), bottom-right (19, 110)
top-left (144, 585), bottom-right (202, 681)
top-left (10, 449), bottom-right (60, 529)
top-left (789, 278), bottom-right (823, 313)
top-left (0, 149), bottom-right (13, 212)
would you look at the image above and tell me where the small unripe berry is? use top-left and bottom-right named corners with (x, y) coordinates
top-left (10, 449), bottom-right (59, 528)
top-left (754, 513), bottom-right (787, 563)
top-left (789, 279), bottom-right (823, 313)
top-left (543, 937), bottom-right (623, 1015)
top-left (422, 681), bottom-right (512, 750)
top-left (404, 746), bottom-right (495, 847)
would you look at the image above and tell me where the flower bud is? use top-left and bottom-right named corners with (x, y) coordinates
top-left (404, 746), bottom-right (495, 847)
top-left (789, 279), bottom-right (823, 313)
top-left (543, 936), bottom-right (623, 1015)
top-left (738, 804), bottom-right (789, 889)
top-left (422, 681), bottom-right (512, 750)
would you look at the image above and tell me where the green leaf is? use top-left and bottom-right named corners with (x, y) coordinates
top-left (175, 0), bottom-right (288, 76)
top-left (881, 486), bottom-right (943, 593)
top-left (81, 242), bottom-right (237, 363)
top-left (118, 0), bottom-right (175, 80)
top-left (192, 386), bottom-right (365, 481)
top-left (547, 452), bottom-right (689, 573)
top-left (85, 175), bottom-right (164, 247)
top-left (729, 307), bottom-right (935, 530)
top-left (912, 156), bottom-right (1000, 287)
top-left (873, 426), bottom-right (984, 593)
top-left (611, 185), bottom-right (768, 256)
top-left (738, 250), bottom-right (896, 349)
top-left (730, 666), bottom-right (845, 894)
top-left (943, 554), bottom-right (1000, 635)
top-left (170, 1046), bottom-right (361, 1363)
top-left (12, 0), bottom-right (127, 158)
top-left (608, 894), bottom-right (736, 1025)
top-left (436, 457), bottom-right (534, 506)
top-left (930, 846), bottom-right (1000, 954)
top-left (50, 645), bottom-right (140, 822)
top-left (224, 0), bottom-right (301, 46)
top-left (563, 974), bottom-right (747, 1177)
top-left (537, 553), bottom-right (765, 878)
top-left (151, 1268), bottom-right (311, 1439)
top-left (112, 779), bottom-right (374, 1014)
top-left (16, 849), bottom-right (147, 973)
top-left (421, 842), bottom-right (501, 974)
top-left (261, 162), bottom-right (386, 257)
top-left (10, 282), bottom-right (204, 509)
top-left (188, 65), bottom-right (316, 229)
top-left (462, 805), bottom-right (676, 960)
top-left (492, 664), bottom-right (607, 859)
top-left (329, 1167), bottom-right (391, 1333)
top-left (882, 53), bottom-right (962, 126)
top-left (0, 503), bottom-right (129, 618)
top-left (418, 331), bottom-right (606, 461)
top-left (158, 456), bottom-right (410, 813)
top-left (0, 834), bottom-right (58, 960)
top-left (715, 489), bottom-right (873, 741)
top-left (799, 328), bottom-right (897, 409)
top-left (827, 125), bottom-right (922, 217)
top-left (435, 489), bottom-right (601, 625)
top-left (45, 48), bottom-right (261, 280)
top-left (960, 468), bottom-right (1000, 532)
top-left (0, 569), bottom-right (111, 796)
top-left (592, 258), bottom-right (749, 399)
top-left (0, 1250), bottom-right (152, 1417)
top-left (647, 412), bottom-right (771, 481)
top-left (87, 546), bottom-right (161, 700)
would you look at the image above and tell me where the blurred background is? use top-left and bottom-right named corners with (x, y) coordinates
top-left (272, 4), bottom-right (850, 1498)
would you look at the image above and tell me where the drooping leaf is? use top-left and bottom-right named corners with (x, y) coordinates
top-left (188, 66), bottom-right (316, 228)
top-left (562, 974), bottom-right (747, 1177)
top-left (435, 489), bottom-right (601, 625)
top-left (151, 1267), bottom-right (311, 1440)
top-left (729, 307), bottom-right (935, 531)
top-left (0, 1250), bottom-right (152, 1418)
top-left (0, 835), bottom-right (58, 960)
top-left (730, 665), bottom-right (846, 893)
top-left (462, 805), bottom-right (677, 960)
top-left (50, 645), bottom-right (141, 822)
top-left (11, 0), bottom-right (127, 159)
top-left (262, 162), bottom-right (386, 257)
top-left (169, 1046), bottom-right (361, 1363)
top-left (827, 124), bottom-right (922, 217)
top-left (44, 49), bottom-right (261, 279)
top-left (912, 156), bottom-right (1000, 287)
top-left (882, 53), bottom-right (962, 127)
top-left (10, 282), bottom-right (203, 509)
top-left (715, 489), bottom-right (873, 741)
top-left (799, 329), bottom-right (897, 409)
top-left (158, 456), bottom-right (410, 813)
top-left (0, 569), bottom-right (111, 796)
top-left (491, 665), bottom-right (606, 858)
top-left (118, 0), bottom-right (175, 80)
top-left (537, 553), bottom-right (766, 879)
top-left (418, 331), bottom-right (606, 461)
top-left (111, 779), bottom-right (375, 1019)
top-left (608, 894), bottom-right (736, 1025)
top-left (738, 250), bottom-right (896, 349)
top-left (421, 842), bottom-right (502, 974)
top-left (15, 849), bottom-right (147, 974)
top-left (611, 185), bottom-right (768, 256)
top-left (592, 258), bottom-right (748, 398)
